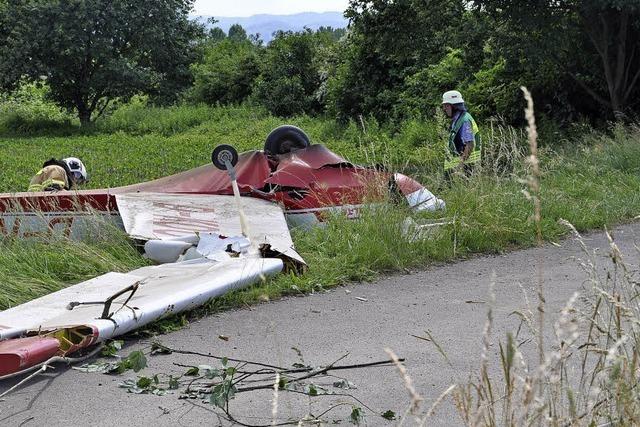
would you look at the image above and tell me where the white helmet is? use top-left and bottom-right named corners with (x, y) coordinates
top-left (442, 90), bottom-right (464, 104)
top-left (63, 157), bottom-right (88, 184)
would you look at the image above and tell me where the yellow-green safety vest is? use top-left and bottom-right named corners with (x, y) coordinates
top-left (444, 112), bottom-right (481, 171)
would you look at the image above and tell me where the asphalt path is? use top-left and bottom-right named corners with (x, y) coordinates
top-left (1, 223), bottom-right (638, 426)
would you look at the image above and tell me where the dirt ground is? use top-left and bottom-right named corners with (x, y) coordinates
top-left (1, 223), bottom-right (638, 426)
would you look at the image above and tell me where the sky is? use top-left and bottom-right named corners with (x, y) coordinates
top-left (192, 0), bottom-right (350, 17)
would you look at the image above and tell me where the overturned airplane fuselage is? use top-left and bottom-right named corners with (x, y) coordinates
top-left (0, 144), bottom-right (443, 239)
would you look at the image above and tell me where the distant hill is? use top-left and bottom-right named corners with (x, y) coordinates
top-left (194, 12), bottom-right (348, 43)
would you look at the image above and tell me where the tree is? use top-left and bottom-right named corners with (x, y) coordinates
top-left (476, 0), bottom-right (640, 119)
top-left (0, 0), bottom-right (203, 127)
top-left (228, 24), bottom-right (248, 42)
top-left (208, 27), bottom-right (227, 43)
top-left (252, 30), bottom-right (328, 116)
top-left (190, 39), bottom-right (260, 105)
top-left (316, 26), bottom-right (347, 42)
top-left (392, 7), bottom-right (543, 123)
top-left (327, 0), bottom-right (467, 121)
top-left (205, 17), bottom-right (227, 43)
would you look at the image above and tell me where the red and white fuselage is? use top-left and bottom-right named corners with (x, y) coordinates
top-left (0, 144), bottom-right (443, 238)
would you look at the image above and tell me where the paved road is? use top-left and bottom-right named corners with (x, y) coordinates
top-left (1, 223), bottom-right (638, 426)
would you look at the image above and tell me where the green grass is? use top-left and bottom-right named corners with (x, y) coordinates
top-left (1, 104), bottom-right (639, 315)
top-left (0, 227), bottom-right (148, 310)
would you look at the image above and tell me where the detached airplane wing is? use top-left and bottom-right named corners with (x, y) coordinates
top-left (0, 257), bottom-right (283, 376)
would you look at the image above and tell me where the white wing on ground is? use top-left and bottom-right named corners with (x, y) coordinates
top-left (0, 256), bottom-right (283, 376)
top-left (0, 257), bottom-right (283, 341)
top-left (0, 192), bottom-right (301, 377)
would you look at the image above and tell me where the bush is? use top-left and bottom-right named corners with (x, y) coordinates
top-left (0, 83), bottom-right (76, 134)
top-left (97, 97), bottom-right (216, 136)
top-left (189, 39), bottom-right (260, 105)
top-left (393, 119), bottom-right (443, 174)
top-left (588, 122), bottom-right (640, 174)
top-left (398, 49), bottom-right (467, 120)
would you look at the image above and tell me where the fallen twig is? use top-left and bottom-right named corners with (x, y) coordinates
top-left (235, 357), bottom-right (401, 393)
top-left (153, 342), bottom-right (288, 371)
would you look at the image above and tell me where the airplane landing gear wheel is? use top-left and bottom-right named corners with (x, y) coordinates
top-left (264, 125), bottom-right (310, 155)
top-left (211, 144), bottom-right (239, 170)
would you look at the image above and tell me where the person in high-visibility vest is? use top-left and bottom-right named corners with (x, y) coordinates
top-left (442, 90), bottom-right (481, 176)
top-left (28, 157), bottom-right (89, 192)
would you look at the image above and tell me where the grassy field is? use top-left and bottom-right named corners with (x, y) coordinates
top-left (1, 103), bottom-right (639, 313)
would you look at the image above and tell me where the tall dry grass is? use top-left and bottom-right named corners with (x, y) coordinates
top-left (444, 220), bottom-right (640, 427)
top-left (482, 118), bottom-right (528, 179)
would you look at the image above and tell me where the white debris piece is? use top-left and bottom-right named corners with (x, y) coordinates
top-left (405, 188), bottom-right (446, 212)
top-left (0, 257), bottom-right (284, 342)
top-left (197, 232), bottom-right (251, 257)
top-left (144, 239), bottom-right (195, 264)
top-left (402, 217), bottom-right (454, 241)
top-left (116, 192), bottom-right (305, 265)
top-left (144, 232), bottom-right (255, 264)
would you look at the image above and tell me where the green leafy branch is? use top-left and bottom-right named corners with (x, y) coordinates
top-left (75, 340), bottom-right (401, 425)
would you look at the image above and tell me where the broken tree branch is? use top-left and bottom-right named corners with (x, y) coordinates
top-left (153, 342), bottom-right (289, 371)
top-left (235, 357), bottom-right (402, 393)
top-left (171, 352), bottom-right (402, 382)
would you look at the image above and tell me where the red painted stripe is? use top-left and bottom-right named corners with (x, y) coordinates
top-left (0, 191), bottom-right (117, 213)
top-left (0, 336), bottom-right (60, 376)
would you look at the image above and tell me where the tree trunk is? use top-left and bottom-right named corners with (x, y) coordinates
top-left (609, 92), bottom-right (624, 120)
top-left (77, 107), bottom-right (91, 128)
top-left (582, 7), bottom-right (639, 120)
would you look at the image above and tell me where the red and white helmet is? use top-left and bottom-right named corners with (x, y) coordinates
top-left (63, 157), bottom-right (88, 184)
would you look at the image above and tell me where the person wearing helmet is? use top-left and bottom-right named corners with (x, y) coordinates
top-left (28, 157), bottom-right (88, 192)
top-left (442, 90), bottom-right (481, 176)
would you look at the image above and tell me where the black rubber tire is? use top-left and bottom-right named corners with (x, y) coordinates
top-left (211, 144), bottom-right (239, 170)
top-left (264, 125), bottom-right (310, 155)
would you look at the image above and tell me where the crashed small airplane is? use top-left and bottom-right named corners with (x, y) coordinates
top-left (0, 125), bottom-right (444, 377)
top-left (0, 125), bottom-right (444, 240)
